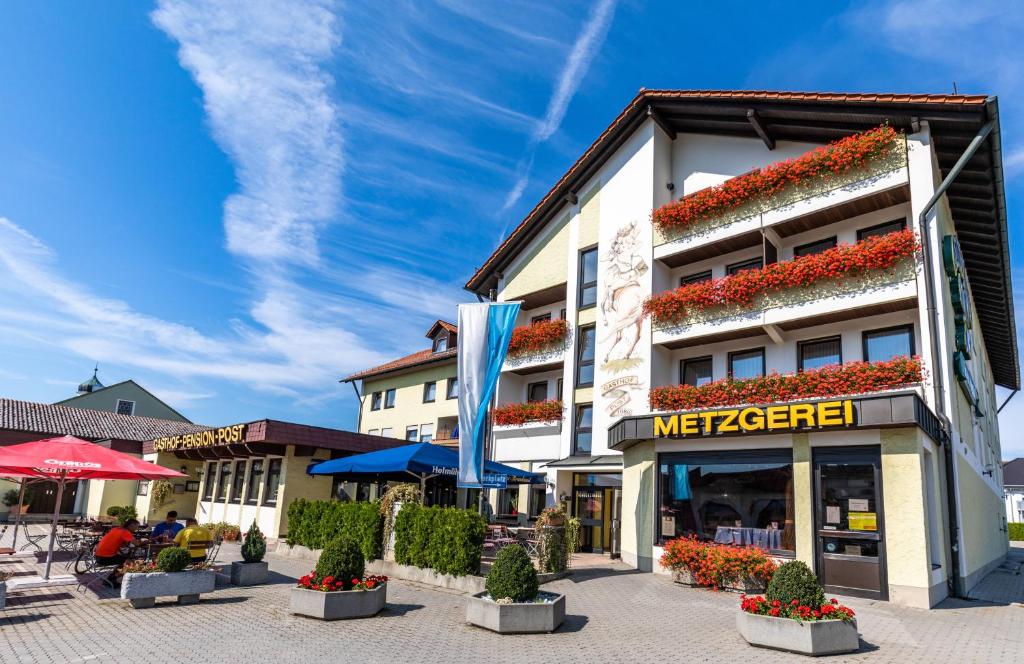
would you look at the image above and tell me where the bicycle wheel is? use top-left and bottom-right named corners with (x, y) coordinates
top-left (74, 550), bottom-right (95, 575)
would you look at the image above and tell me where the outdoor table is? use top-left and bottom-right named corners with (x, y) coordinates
top-left (713, 526), bottom-right (781, 550)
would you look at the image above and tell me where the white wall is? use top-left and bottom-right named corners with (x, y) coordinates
top-left (671, 133), bottom-right (820, 196)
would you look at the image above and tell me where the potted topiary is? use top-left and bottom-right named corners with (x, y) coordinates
top-left (120, 546), bottom-right (216, 609)
top-left (290, 537), bottom-right (388, 620)
top-left (737, 560), bottom-right (859, 656)
top-left (230, 521), bottom-right (269, 586)
top-left (466, 544), bottom-right (565, 633)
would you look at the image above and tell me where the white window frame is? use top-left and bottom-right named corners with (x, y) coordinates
top-left (115, 399), bottom-right (136, 416)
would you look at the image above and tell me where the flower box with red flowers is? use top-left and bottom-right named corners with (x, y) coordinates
top-left (507, 319), bottom-right (570, 359)
top-left (737, 595), bottom-right (859, 656)
top-left (291, 572), bottom-right (389, 620)
top-left (659, 537), bottom-right (777, 592)
top-left (492, 400), bottom-right (564, 427)
top-left (652, 125), bottom-right (903, 236)
top-left (644, 229), bottom-right (919, 328)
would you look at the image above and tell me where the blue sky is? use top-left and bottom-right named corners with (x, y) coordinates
top-left (1, 1), bottom-right (1024, 455)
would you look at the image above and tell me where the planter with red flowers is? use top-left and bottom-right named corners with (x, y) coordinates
top-left (290, 538), bottom-right (388, 620)
top-left (737, 561), bottom-right (859, 656)
top-left (659, 536), bottom-right (776, 593)
top-left (492, 400), bottom-right (564, 428)
top-left (653, 125), bottom-right (905, 240)
top-left (505, 319), bottom-right (571, 370)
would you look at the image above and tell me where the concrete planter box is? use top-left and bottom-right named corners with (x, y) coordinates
top-left (737, 611), bottom-right (859, 656)
top-left (671, 568), bottom-right (767, 593)
top-left (121, 570), bottom-right (216, 609)
top-left (466, 592), bottom-right (565, 634)
top-left (290, 584), bottom-right (387, 620)
top-left (230, 561), bottom-right (268, 586)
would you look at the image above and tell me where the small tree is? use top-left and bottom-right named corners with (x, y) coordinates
top-left (766, 560), bottom-right (826, 609)
top-left (2, 489), bottom-right (19, 508)
top-left (315, 538), bottom-right (365, 590)
top-left (485, 544), bottom-right (538, 603)
top-left (241, 521), bottom-right (267, 564)
top-left (155, 547), bottom-right (192, 573)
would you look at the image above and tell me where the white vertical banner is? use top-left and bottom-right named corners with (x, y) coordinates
top-left (457, 301), bottom-right (520, 487)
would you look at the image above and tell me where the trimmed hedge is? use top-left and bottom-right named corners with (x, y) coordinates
top-left (286, 499), bottom-right (383, 561)
top-left (394, 503), bottom-right (486, 576)
top-left (766, 560), bottom-right (826, 610)
top-left (1009, 523), bottom-right (1024, 542)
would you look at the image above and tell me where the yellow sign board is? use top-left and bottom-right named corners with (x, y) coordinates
top-left (653, 400), bottom-right (854, 438)
top-left (848, 511), bottom-right (877, 532)
top-left (153, 424), bottom-right (247, 452)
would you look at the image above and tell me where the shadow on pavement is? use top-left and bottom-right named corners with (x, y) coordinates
top-left (381, 602), bottom-right (425, 617)
top-left (3, 592), bottom-right (75, 607)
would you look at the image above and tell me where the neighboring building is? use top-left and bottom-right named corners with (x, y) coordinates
top-left (54, 367), bottom-right (191, 422)
top-left (0, 397), bottom-right (209, 517)
top-left (135, 420), bottom-right (403, 538)
top-left (344, 321), bottom-right (461, 447)
top-left (464, 90), bottom-right (1017, 608)
top-left (1004, 458), bottom-right (1024, 523)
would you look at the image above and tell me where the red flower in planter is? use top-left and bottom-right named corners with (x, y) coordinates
top-left (507, 319), bottom-right (570, 358)
top-left (653, 125), bottom-right (900, 233)
top-left (643, 229), bottom-right (919, 326)
top-left (492, 399), bottom-right (564, 426)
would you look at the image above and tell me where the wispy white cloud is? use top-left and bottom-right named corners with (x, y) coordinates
top-left (1006, 148), bottom-right (1024, 178)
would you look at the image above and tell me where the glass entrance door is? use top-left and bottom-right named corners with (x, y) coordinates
top-left (573, 487), bottom-right (604, 553)
top-left (813, 446), bottom-right (887, 600)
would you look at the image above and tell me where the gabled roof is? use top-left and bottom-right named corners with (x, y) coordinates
top-left (426, 320), bottom-right (457, 339)
top-left (1004, 458), bottom-right (1024, 487)
top-left (0, 397), bottom-right (209, 442)
top-left (342, 347), bottom-right (457, 383)
top-left (465, 88), bottom-right (1017, 389)
top-left (54, 379), bottom-right (193, 423)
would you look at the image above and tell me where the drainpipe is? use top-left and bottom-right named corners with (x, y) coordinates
top-left (349, 380), bottom-right (364, 433)
top-left (918, 119), bottom-right (994, 598)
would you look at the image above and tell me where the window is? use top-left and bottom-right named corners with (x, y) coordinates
top-left (798, 336), bottom-right (842, 371)
top-left (137, 481), bottom-right (149, 496)
top-left (863, 325), bottom-right (914, 363)
top-left (556, 378), bottom-right (563, 400)
top-left (384, 388), bottom-right (396, 409)
top-left (858, 218), bottom-right (906, 241)
top-left (370, 392), bottom-right (382, 411)
top-left (574, 404), bottom-right (593, 455)
top-left (529, 485), bottom-right (547, 519)
top-left (576, 325), bottom-right (596, 387)
top-left (367, 428), bottom-right (379, 436)
top-left (115, 399), bottom-right (135, 416)
top-left (419, 424), bottom-right (433, 444)
top-left (380, 427), bottom-right (394, 438)
top-left (578, 247), bottom-right (598, 308)
top-left (245, 460), bottom-right (263, 504)
top-left (216, 461), bottom-right (231, 501)
top-left (727, 257), bottom-right (763, 275)
top-left (230, 460), bottom-right (246, 503)
top-left (446, 377), bottom-right (459, 399)
top-left (658, 450), bottom-right (794, 553)
top-left (423, 381), bottom-right (436, 403)
top-left (559, 308), bottom-right (567, 320)
top-left (793, 236), bottom-right (837, 258)
top-left (496, 486), bottom-right (520, 516)
top-left (680, 270), bottom-right (712, 287)
top-left (527, 381), bottom-right (548, 403)
top-left (729, 348), bottom-right (765, 380)
top-left (406, 426), bottom-right (419, 442)
top-left (263, 458), bottom-right (283, 505)
top-left (531, 313), bottom-right (552, 324)
top-left (202, 462), bottom-right (217, 500)
top-left (681, 356), bottom-right (713, 387)
top-left (433, 334), bottom-right (448, 353)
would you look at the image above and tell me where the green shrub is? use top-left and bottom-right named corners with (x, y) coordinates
top-left (2, 489), bottom-right (19, 508)
top-left (485, 544), bottom-right (538, 602)
top-left (315, 537), bottom-right (365, 590)
top-left (241, 521), bottom-right (266, 563)
top-left (105, 505), bottom-right (123, 518)
top-left (766, 560), bottom-right (826, 609)
top-left (286, 499), bottom-right (383, 561)
top-left (155, 546), bottom-right (192, 573)
top-left (393, 503), bottom-right (486, 576)
top-left (1009, 523), bottom-right (1024, 542)
top-left (106, 505), bottom-right (137, 525)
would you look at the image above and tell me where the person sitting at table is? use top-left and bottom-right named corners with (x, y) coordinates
top-left (94, 518), bottom-right (139, 583)
top-left (173, 518), bottom-right (213, 562)
top-left (150, 510), bottom-right (184, 542)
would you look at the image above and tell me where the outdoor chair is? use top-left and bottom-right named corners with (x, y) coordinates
top-left (186, 538), bottom-right (211, 561)
top-left (206, 537), bottom-right (222, 564)
top-left (18, 523), bottom-right (47, 552)
top-left (74, 547), bottom-right (120, 593)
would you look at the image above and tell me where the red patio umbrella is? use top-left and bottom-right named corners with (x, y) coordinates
top-left (0, 435), bottom-right (185, 580)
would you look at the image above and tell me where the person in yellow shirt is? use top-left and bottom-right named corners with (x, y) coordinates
top-left (173, 518), bottom-right (213, 561)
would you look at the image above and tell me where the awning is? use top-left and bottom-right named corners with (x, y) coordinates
top-left (541, 455), bottom-right (623, 469)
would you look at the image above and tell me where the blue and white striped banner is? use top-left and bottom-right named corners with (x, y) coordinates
top-left (456, 301), bottom-right (520, 488)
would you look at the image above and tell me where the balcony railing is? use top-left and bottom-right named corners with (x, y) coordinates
top-left (492, 399), bottom-right (564, 427)
top-left (645, 229), bottom-right (918, 330)
top-left (507, 319), bottom-right (570, 358)
top-left (648, 357), bottom-right (922, 412)
top-left (652, 125), bottom-right (907, 244)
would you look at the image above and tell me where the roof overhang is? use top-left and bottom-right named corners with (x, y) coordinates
top-left (465, 90), bottom-right (1018, 389)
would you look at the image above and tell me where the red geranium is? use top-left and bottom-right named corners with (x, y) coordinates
top-left (296, 572), bottom-right (389, 592)
top-left (653, 125), bottom-right (900, 233)
top-left (492, 399), bottom-right (564, 426)
top-left (649, 357), bottom-right (923, 411)
top-left (507, 319), bottom-right (570, 358)
top-left (740, 593), bottom-right (855, 622)
top-left (643, 229), bottom-right (919, 326)
top-left (660, 536), bottom-right (777, 590)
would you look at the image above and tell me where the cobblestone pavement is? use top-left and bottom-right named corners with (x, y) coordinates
top-left (1, 541), bottom-right (1023, 664)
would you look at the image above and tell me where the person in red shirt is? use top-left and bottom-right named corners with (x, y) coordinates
top-left (94, 519), bottom-right (139, 581)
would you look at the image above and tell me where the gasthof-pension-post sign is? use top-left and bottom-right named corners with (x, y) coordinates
top-left (153, 424), bottom-right (247, 452)
top-left (653, 400), bottom-right (854, 438)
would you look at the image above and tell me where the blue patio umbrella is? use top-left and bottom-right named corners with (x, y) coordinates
top-left (307, 442), bottom-right (543, 499)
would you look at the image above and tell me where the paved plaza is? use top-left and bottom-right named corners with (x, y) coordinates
top-left (0, 540), bottom-right (1022, 664)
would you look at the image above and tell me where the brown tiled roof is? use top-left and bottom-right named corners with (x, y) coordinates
top-left (343, 347), bottom-right (457, 382)
top-left (465, 88), bottom-right (991, 291)
top-left (0, 397), bottom-right (211, 443)
top-left (426, 320), bottom-right (457, 338)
